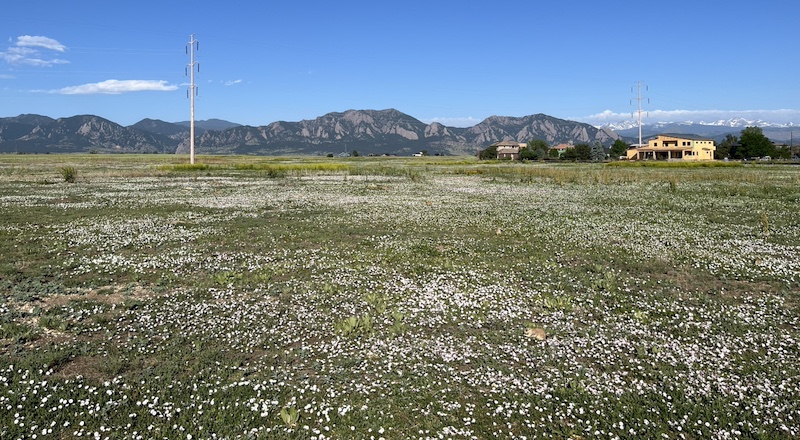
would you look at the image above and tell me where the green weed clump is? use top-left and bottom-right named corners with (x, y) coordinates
top-left (760, 211), bottom-right (771, 239)
top-left (606, 161), bottom-right (742, 168)
top-left (0, 322), bottom-right (40, 343)
top-left (158, 163), bottom-right (210, 171)
top-left (59, 165), bottom-right (78, 183)
top-left (335, 315), bottom-right (374, 336)
top-left (233, 162), bottom-right (349, 174)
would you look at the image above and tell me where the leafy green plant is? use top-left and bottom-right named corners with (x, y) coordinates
top-left (213, 270), bottom-right (242, 286)
top-left (280, 407), bottom-right (299, 428)
top-left (123, 298), bottom-right (145, 310)
top-left (335, 316), bottom-right (360, 336)
top-left (0, 322), bottom-right (40, 343)
top-left (359, 314), bottom-right (373, 334)
top-left (389, 309), bottom-right (407, 336)
top-left (364, 292), bottom-right (387, 314)
top-left (542, 294), bottom-right (573, 312)
top-left (632, 309), bottom-right (649, 322)
top-left (39, 315), bottom-right (68, 331)
top-left (252, 270), bottom-right (273, 285)
top-left (335, 314), bottom-right (374, 337)
top-left (591, 271), bottom-right (617, 292)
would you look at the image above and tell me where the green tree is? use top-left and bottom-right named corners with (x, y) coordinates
top-left (609, 139), bottom-right (628, 159)
top-left (774, 146), bottom-right (791, 159)
top-left (521, 139), bottom-right (548, 160)
top-left (561, 145), bottom-right (591, 161)
top-left (352, 150), bottom-right (360, 157)
top-left (561, 147), bottom-right (578, 160)
top-left (737, 127), bottom-right (775, 159)
top-left (590, 142), bottom-right (606, 161)
top-left (478, 145), bottom-right (498, 160)
top-left (574, 143), bottom-right (591, 161)
top-left (715, 134), bottom-right (737, 160)
top-left (519, 146), bottom-right (537, 161)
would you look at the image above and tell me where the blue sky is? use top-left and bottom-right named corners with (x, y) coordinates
top-left (2, 1), bottom-right (799, 128)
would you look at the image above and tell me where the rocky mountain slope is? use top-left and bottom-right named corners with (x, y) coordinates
top-left (0, 115), bottom-right (174, 153)
top-left (0, 109), bottom-right (619, 155)
top-left (174, 119), bottom-right (242, 132)
top-left (185, 110), bottom-right (619, 156)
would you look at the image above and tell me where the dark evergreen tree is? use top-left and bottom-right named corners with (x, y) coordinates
top-left (590, 142), bottom-right (606, 161)
top-left (609, 139), bottom-right (628, 159)
top-left (716, 134), bottom-right (737, 159)
top-left (574, 143), bottom-right (591, 161)
top-left (478, 145), bottom-right (498, 160)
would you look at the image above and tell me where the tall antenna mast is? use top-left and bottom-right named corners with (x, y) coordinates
top-left (186, 34), bottom-right (199, 164)
top-left (631, 81), bottom-right (649, 146)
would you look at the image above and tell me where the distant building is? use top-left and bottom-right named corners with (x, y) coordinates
top-left (492, 141), bottom-right (525, 160)
top-left (551, 143), bottom-right (571, 158)
top-left (626, 134), bottom-right (716, 161)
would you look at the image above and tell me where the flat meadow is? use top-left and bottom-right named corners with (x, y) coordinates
top-left (0, 154), bottom-right (798, 439)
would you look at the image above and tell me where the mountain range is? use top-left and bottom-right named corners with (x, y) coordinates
top-left (0, 109), bottom-right (794, 156)
top-left (606, 119), bottom-right (798, 144)
top-left (0, 109), bottom-right (618, 156)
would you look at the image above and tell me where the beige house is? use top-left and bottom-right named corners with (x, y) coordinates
top-left (627, 134), bottom-right (716, 161)
top-left (493, 141), bottom-right (525, 160)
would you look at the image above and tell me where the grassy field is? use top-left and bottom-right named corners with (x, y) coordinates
top-left (1, 155), bottom-right (798, 439)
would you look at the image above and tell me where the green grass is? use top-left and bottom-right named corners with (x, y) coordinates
top-left (606, 160), bottom-right (743, 168)
top-left (0, 154), bottom-right (798, 439)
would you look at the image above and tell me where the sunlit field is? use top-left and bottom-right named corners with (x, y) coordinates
top-left (1, 155), bottom-right (798, 439)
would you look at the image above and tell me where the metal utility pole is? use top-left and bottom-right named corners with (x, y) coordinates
top-left (631, 81), bottom-right (649, 147)
top-left (186, 34), bottom-right (199, 164)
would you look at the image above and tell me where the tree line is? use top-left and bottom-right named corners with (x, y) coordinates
top-left (478, 127), bottom-right (794, 161)
top-left (478, 139), bottom-right (629, 161)
top-left (714, 127), bottom-right (792, 160)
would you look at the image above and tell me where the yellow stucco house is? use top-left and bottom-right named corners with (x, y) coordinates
top-left (627, 134), bottom-right (716, 161)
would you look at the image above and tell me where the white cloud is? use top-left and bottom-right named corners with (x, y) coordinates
top-left (16, 35), bottom-right (66, 52)
top-left (1, 35), bottom-right (68, 67)
top-left (53, 79), bottom-right (178, 95)
top-left (577, 109), bottom-right (800, 126)
top-left (224, 79), bottom-right (242, 86)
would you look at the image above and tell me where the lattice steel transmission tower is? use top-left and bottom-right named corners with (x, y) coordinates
top-left (631, 81), bottom-right (649, 147)
top-left (186, 34), bottom-right (199, 164)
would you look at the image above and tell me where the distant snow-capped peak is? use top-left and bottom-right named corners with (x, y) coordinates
top-left (697, 118), bottom-right (795, 128)
top-left (600, 118), bottom-right (797, 130)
